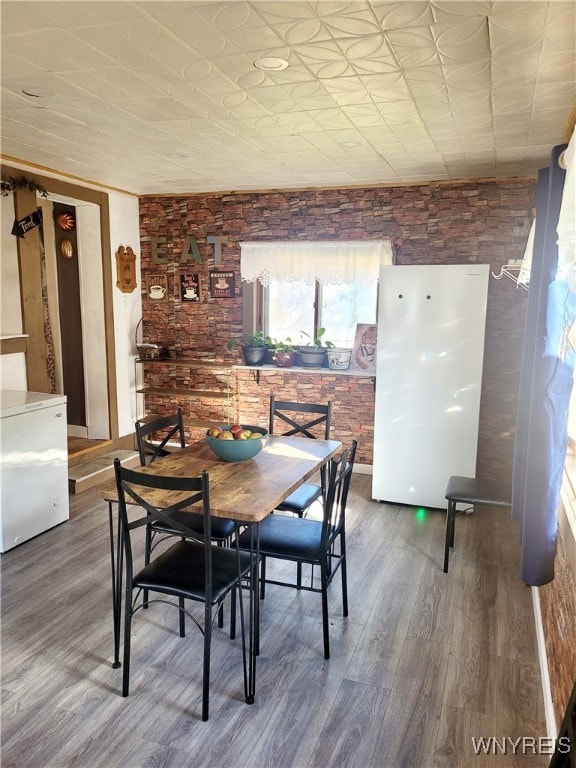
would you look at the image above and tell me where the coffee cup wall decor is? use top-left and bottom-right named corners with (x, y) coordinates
top-left (149, 284), bottom-right (166, 299)
top-left (147, 275), bottom-right (168, 300)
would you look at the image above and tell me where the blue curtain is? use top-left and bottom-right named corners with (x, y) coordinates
top-left (511, 145), bottom-right (573, 586)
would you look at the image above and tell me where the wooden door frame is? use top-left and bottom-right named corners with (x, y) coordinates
top-left (3, 165), bottom-right (119, 441)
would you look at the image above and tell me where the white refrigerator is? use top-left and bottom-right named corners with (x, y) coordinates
top-left (372, 265), bottom-right (489, 509)
top-left (1, 390), bottom-right (69, 552)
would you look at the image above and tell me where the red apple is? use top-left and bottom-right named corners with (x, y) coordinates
top-left (230, 423), bottom-right (244, 436)
top-left (207, 427), bottom-right (222, 437)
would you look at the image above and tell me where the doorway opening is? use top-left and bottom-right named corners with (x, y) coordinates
top-left (39, 193), bottom-right (110, 441)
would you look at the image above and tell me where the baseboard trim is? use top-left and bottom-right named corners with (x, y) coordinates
top-left (354, 463), bottom-right (372, 475)
top-left (531, 585), bottom-right (557, 738)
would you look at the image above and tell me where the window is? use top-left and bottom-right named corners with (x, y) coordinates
top-left (264, 278), bottom-right (378, 347)
top-left (240, 239), bottom-right (393, 346)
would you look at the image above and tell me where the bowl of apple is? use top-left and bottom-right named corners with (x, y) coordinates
top-left (205, 424), bottom-right (268, 462)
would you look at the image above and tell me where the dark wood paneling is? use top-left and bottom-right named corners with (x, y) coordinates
top-left (53, 202), bottom-right (86, 425)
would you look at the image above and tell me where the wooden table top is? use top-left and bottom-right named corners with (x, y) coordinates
top-left (99, 435), bottom-right (342, 524)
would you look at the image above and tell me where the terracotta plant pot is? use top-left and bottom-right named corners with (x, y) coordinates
top-left (274, 351), bottom-right (296, 368)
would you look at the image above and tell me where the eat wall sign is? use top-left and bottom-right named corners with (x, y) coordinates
top-left (151, 235), bottom-right (226, 264)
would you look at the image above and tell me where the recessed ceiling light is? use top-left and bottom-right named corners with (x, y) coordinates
top-left (21, 86), bottom-right (51, 98)
top-left (254, 57), bottom-right (289, 71)
top-left (339, 141), bottom-right (362, 149)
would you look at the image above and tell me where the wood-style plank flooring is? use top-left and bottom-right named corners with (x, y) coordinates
top-left (0, 474), bottom-right (547, 767)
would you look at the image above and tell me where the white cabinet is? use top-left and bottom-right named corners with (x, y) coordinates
top-left (372, 265), bottom-right (489, 509)
top-left (1, 390), bottom-right (69, 552)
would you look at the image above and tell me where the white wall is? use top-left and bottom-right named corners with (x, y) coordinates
top-left (0, 193), bottom-right (27, 390)
top-left (108, 191), bottom-right (142, 437)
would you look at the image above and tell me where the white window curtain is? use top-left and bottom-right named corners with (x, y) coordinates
top-left (557, 125), bottom-right (575, 285)
top-left (240, 239), bottom-right (394, 287)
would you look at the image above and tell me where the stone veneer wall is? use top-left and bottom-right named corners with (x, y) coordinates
top-left (139, 180), bottom-right (534, 478)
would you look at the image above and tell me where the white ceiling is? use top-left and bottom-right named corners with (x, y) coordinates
top-left (1, 1), bottom-right (575, 196)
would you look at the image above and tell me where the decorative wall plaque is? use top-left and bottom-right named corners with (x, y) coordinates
top-left (209, 270), bottom-right (235, 298)
top-left (115, 245), bottom-right (137, 293)
top-left (180, 272), bottom-right (200, 302)
top-left (146, 273), bottom-right (168, 300)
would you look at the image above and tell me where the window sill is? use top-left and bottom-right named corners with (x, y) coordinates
top-left (232, 363), bottom-right (375, 378)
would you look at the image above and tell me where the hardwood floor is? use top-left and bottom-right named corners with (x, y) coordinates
top-left (0, 475), bottom-right (547, 767)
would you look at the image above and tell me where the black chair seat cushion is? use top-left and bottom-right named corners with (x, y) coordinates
top-left (445, 475), bottom-right (511, 507)
top-left (239, 514), bottom-right (323, 563)
top-left (134, 540), bottom-right (252, 604)
top-left (276, 482), bottom-right (322, 514)
top-left (150, 510), bottom-right (236, 541)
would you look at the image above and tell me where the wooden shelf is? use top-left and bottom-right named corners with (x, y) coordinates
top-left (136, 358), bottom-right (232, 371)
top-left (136, 358), bottom-right (235, 428)
top-left (137, 386), bottom-right (232, 400)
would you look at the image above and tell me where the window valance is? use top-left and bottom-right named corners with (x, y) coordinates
top-left (240, 239), bottom-right (394, 287)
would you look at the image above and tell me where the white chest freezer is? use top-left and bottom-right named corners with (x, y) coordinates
top-left (0, 390), bottom-right (69, 552)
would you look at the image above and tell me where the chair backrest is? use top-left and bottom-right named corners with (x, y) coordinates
top-left (269, 396), bottom-right (333, 439)
top-left (322, 440), bottom-right (357, 548)
top-left (135, 409), bottom-right (186, 465)
top-left (113, 458), bottom-right (213, 589)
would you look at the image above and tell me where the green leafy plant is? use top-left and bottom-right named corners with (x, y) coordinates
top-left (273, 337), bottom-right (294, 352)
top-left (226, 330), bottom-right (272, 351)
top-left (299, 328), bottom-right (334, 348)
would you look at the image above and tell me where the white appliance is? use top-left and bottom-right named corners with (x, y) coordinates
top-left (1, 390), bottom-right (69, 552)
top-left (372, 264), bottom-right (489, 509)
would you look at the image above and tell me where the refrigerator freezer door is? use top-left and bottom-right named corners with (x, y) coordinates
top-left (372, 265), bottom-right (489, 509)
top-left (1, 391), bottom-right (69, 552)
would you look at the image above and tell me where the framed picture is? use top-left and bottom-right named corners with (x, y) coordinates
top-left (180, 272), bottom-right (200, 302)
top-left (146, 273), bottom-right (168, 301)
top-left (350, 323), bottom-right (378, 372)
top-left (209, 270), bottom-right (235, 298)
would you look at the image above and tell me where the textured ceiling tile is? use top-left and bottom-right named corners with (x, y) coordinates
top-left (1, 0), bottom-right (573, 193)
top-left (432, 2), bottom-right (491, 22)
top-left (0, 52), bottom-right (45, 80)
top-left (371, 2), bottom-right (434, 30)
top-left (293, 40), bottom-right (358, 78)
top-left (386, 27), bottom-right (442, 68)
top-left (533, 83), bottom-right (575, 110)
top-left (443, 61), bottom-right (490, 89)
top-left (1, 3), bottom-right (57, 34)
top-left (71, 24), bottom-right (166, 70)
top-left (334, 34), bottom-right (398, 74)
top-left (434, 19), bottom-right (490, 65)
top-left (491, 59), bottom-right (539, 88)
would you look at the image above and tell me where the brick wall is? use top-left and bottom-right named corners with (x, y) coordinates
top-left (139, 180), bottom-right (534, 478)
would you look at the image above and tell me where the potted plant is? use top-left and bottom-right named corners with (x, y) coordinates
top-left (226, 331), bottom-right (272, 366)
top-left (297, 328), bottom-right (334, 368)
top-left (272, 338), bottom-right (296, 368)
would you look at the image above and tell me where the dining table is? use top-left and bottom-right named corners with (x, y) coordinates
top-left (99, 434), bottom-right (342, 705)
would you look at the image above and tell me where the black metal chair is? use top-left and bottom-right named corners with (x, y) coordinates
top-left (135, 409), bottom-right (186, 465)
top-left (238, 440), bottom-right (357, 659)
top-left (113, 459), bottom-right (253, 721)
top-left (135, 412), bottom-right (236, 622)
top-left (443, 475), bottom-right (511, 573)
top-left (269, 396), bottom-right (334, 518)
